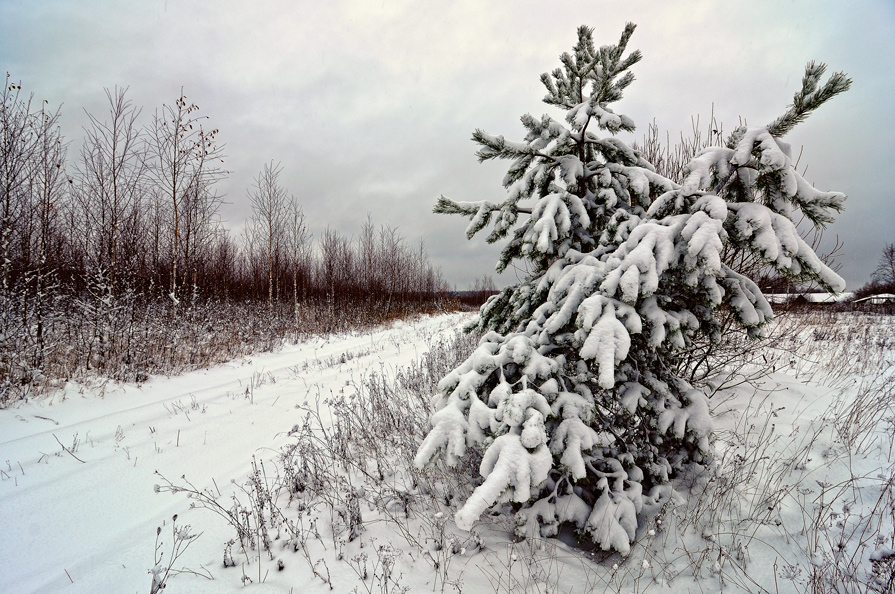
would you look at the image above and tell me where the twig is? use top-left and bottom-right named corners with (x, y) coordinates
top-left (53, 434), bottom-right (85, 463)
top-left (64, 569), bottom-right (73, 583)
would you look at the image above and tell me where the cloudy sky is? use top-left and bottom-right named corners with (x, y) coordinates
top-left (2, 0), bottom-right (893, 289)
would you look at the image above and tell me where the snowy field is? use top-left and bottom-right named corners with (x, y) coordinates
top-left (0, 313), bottom-right (469, 593)
top-left (2, 310), bottom-right (894, 594)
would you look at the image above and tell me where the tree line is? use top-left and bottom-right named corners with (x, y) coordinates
top-left (0, 76), bottom-right (449, 403)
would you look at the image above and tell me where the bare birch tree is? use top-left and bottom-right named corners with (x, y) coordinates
top-left (74, 87), bottom-right (145, 294)
top-left (0, 74), bottom-right (35, 295)
top-left (27, 101), bottom-right (66, 369)
top-left (247, 161), bottom-right (288, 308)
top-left (147, 90), bottom-right (224, 304)
top-left (285, 196), bottom-right (310, 323)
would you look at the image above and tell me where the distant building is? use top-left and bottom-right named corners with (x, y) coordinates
top-left (765, 292), bottom-right (854, 306)
top-left (853, 293), bottom-right (895, 306)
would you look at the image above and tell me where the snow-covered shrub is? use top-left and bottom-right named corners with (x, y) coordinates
top-left (415, 23), bottom-right (850, 554)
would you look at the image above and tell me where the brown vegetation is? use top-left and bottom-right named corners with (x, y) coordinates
top-left (0, 76), bottom-right (451, 404)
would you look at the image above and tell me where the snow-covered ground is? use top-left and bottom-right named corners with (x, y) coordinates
top-left (2, 310), bottom-right (894, 594)
top-left (0, 312), bottom-right (470, 594)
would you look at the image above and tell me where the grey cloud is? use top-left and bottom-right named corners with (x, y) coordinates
top-left (2, 0), bottom-right (892, 289)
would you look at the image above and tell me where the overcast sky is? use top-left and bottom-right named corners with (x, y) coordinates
top-left (2, 0), bottom-right (893, 290)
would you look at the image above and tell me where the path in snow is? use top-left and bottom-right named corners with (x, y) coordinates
top-left (0, 312), bottom-right (469, 594)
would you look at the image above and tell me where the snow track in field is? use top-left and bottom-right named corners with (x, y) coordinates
top-left (0, 312), bottom-right (469, 594)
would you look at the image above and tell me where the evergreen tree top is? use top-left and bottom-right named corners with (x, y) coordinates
top-left (541, 23), bottom-right (640, 119)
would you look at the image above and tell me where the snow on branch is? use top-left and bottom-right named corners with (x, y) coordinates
top-left (767, 61), bottom-right (851, 138)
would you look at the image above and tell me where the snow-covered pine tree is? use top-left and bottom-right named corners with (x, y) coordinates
top-left (415, 23), bottom-right (850, 555)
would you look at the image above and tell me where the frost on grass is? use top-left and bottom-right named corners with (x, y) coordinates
top-left (418, 23), bottom-right (849, 554)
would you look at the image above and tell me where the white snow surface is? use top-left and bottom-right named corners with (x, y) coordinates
top-left (2, 310), bottom-right (895, 594)
top-left (0, 313), bottom-right (468, 594)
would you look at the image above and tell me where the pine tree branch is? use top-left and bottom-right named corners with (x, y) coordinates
top-left (434, 195), bottom-right (532, 217)
top-left (767, 61), bottom-right (851, 137)
top-left (433, 195), bottom-right (480, 216)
